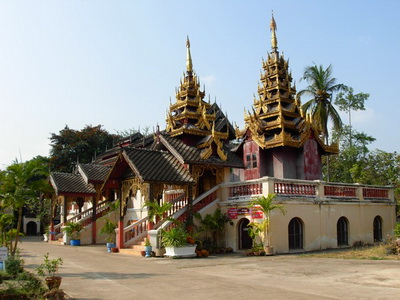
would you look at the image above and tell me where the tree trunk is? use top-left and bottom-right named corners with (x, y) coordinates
top-left (12, 207), bottom-right (23, 256)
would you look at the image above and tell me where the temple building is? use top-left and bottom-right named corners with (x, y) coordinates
top-left (236, 15), bottom-right (337, 181)
top-left (48, 15), bottom-right (396, 255)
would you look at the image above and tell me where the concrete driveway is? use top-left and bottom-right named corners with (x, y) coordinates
top-left (19, 237), bottom-right (400, 300)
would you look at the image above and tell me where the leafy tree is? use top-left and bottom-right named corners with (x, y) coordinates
top-left (335, 86), bottom-right (369, 147)
top-left (115, 125), bottom-right (151, 138)
top-left (248, 194), bottom-right (286, 248)
top-left (353, 150), bottom-right (399, 186)
top-left (326, 126), bottom-right (375, 183)
top-left (0, 156), bottom-right (51, 255)
top-left (298, 64), bottom-right (344, 144)
top-left (49, 125), bottom-right (115, 172)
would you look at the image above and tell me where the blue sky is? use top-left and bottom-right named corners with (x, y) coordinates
top-left (1, 0), bottom-right (399, 168)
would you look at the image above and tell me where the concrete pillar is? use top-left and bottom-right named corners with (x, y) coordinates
top-left (117, 220), bottom-right (124, 249)
top-left (263, 177), bottom-right (275, 195)
top-left (92, 196), bottom-right (97, 244)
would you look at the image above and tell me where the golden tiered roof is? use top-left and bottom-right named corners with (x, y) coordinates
top-left (166, 37), bottom-right (230, 161)
top-left (243, 15), bottom-right (308, 149)
top-left (242, 15), bottom-right (338, 154)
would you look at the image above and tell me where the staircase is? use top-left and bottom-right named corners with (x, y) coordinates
top-left (50, 199), bottom-right (111, 244)
top-left (119, 185), bottom-right (220, 255)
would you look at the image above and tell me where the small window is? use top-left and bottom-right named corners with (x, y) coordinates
top-left (252, 154), bottom-right (257, 168)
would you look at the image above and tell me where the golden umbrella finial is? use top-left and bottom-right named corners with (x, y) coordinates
top-left (186, 36), bottom-right (193, 72)
top-left (270, 11), bottom-right (278, 51)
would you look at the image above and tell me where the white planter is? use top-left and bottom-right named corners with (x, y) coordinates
top-left (165, 244), bottom-right (197, 258)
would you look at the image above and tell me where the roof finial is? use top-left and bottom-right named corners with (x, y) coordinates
top-left (270, 11), bottom-right (278, 51)
top-left (186, 36), bottom-right (193, 72)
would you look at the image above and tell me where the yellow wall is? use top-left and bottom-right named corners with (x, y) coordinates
top-left (222, 200), bottom-right (396, 253)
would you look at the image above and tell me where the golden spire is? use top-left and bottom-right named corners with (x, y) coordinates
top-left (186, 36), bottom-right (193, 72)
top-left (270, 12), bottom-right (278, 51)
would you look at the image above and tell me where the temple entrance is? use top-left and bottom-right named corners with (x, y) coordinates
top-left (198, 169), bottom-right (217, 195)
top-left (26, 221), bottom-right (37, 236)
top-left (238, 218), bottom-right (252, 249)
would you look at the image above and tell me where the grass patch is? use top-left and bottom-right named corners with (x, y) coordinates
top-left (303, 243), bottom-right (400, 260)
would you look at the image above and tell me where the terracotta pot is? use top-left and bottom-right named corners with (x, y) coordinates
top-left (264, 246), bottom-right (274, 256)
top-left (45, 276), bottom-right (62, 290)
top-left (111, 247), bottom-right (119, 253)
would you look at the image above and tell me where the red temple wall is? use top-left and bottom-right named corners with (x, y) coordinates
top-left (303, 136), bottom-right (322, 180)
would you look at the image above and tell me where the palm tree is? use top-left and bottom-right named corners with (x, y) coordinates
top-left (248, 194), bottom-right (286, 248)
top-left (298, 64), bottom-right (344, 144)
top-left (1, 157), bottom-right (50, 255)
top-left (142, 200), bottom-right (172, 225)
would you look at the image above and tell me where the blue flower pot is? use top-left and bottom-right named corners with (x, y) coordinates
top-left (144, 246), bottom-right (152, 258)
top-left (107, 243), bottom-right (116, 253)
top-left (70, 239), bottom-right (81, 246)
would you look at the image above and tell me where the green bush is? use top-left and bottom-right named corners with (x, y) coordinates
top-left (0, 270), bottom-right (46, 298)
top-left (394, 223), bottom-right (400, 238)
top-left (5, 253), bottom-right (24, 277)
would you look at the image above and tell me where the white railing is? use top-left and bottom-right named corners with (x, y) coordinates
top-left (222, 177), bottom-right (394, 202)
top-left (123, 217), bottom-right (149, 247)
top-left (122, 192), bottom-right (189, 246)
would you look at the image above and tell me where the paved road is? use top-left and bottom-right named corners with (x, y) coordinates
top-left (20, 237), bottom-right (400, 300)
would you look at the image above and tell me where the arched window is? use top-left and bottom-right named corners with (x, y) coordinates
top-left (288, 217), bottom-right (303, 249)
top-left (337, 217), bottom-right (349, 246)
top-left (373, 216), bottom-right (383, 242)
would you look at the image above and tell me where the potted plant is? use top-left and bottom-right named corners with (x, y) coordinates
top-left (143, 200), bottom-right (173, 256)
top-left (36, 252), bottom-right (63, 290)
top-left (144, 237), bottom-right (152, 258)
top-left (62, 222), bottom-right (85, 246)
top-left (248, 194), bottom-right (286, 255)
top-left (99, 200), bottom-right (119, 252)
top-left (100, 219), bottom-right (118, 252)
top-left (161, 226), bottom-right (196, 258)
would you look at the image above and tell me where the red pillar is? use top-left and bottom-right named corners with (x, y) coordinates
top-left (117, 220), bottom-right (124, 249)
top-left (50, 222), bottom-right (55, 241)
top-left (91, 221), bottom-right (96, 244)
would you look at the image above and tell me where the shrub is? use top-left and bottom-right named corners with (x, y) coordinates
top-left (5, 253), bottom-right (24, 277)
top-left (161, 226), bottom-right (189, 247)
top-left (394, 223), bottom-right (400, 238)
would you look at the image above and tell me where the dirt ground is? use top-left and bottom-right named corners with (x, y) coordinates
top-left (20, 237), bottom-right (400, 300)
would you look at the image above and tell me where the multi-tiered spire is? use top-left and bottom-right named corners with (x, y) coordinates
top-left (243, 15), bottom-right (308, 149)
top-left (166, 37), bottom-right (228, 140)
top-left (166, 37), bottom-right (230, 161)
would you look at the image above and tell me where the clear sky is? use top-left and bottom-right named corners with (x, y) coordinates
top-left (1, 0), bottom-right (399, 168)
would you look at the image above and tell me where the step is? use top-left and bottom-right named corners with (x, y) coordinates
top-left (118, 247), bottom-right (145, 257)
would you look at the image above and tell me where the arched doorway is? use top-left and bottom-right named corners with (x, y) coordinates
top-left (26, 221), bottom-right (37, 236)
top-left (288, 217), bottom-right (303, 249)
top-left (373, 216), bottom-right (383, 242)
top-left (337, 217), bottom-right (349, 246)
top-left (238, 218), bottom-right (252, 249)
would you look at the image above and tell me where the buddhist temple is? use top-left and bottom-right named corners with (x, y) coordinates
top-left (237, 14), bottom-right (337, 181)
top-left (47, 15), bottom-right (396, 256)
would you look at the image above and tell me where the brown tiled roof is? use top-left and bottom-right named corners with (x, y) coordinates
top-left (160, 133), bottom-right (244, 168)
top-left (94, 135), bottom-right (154, 164)
top-left (50, 172), bottom-right (96, 195)
top-left (78, 164), bottom-right (112, 183)
top-left (206, 103), bottom-right (236, 139)
top-left (123, 148), bottom-right (194, 184)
